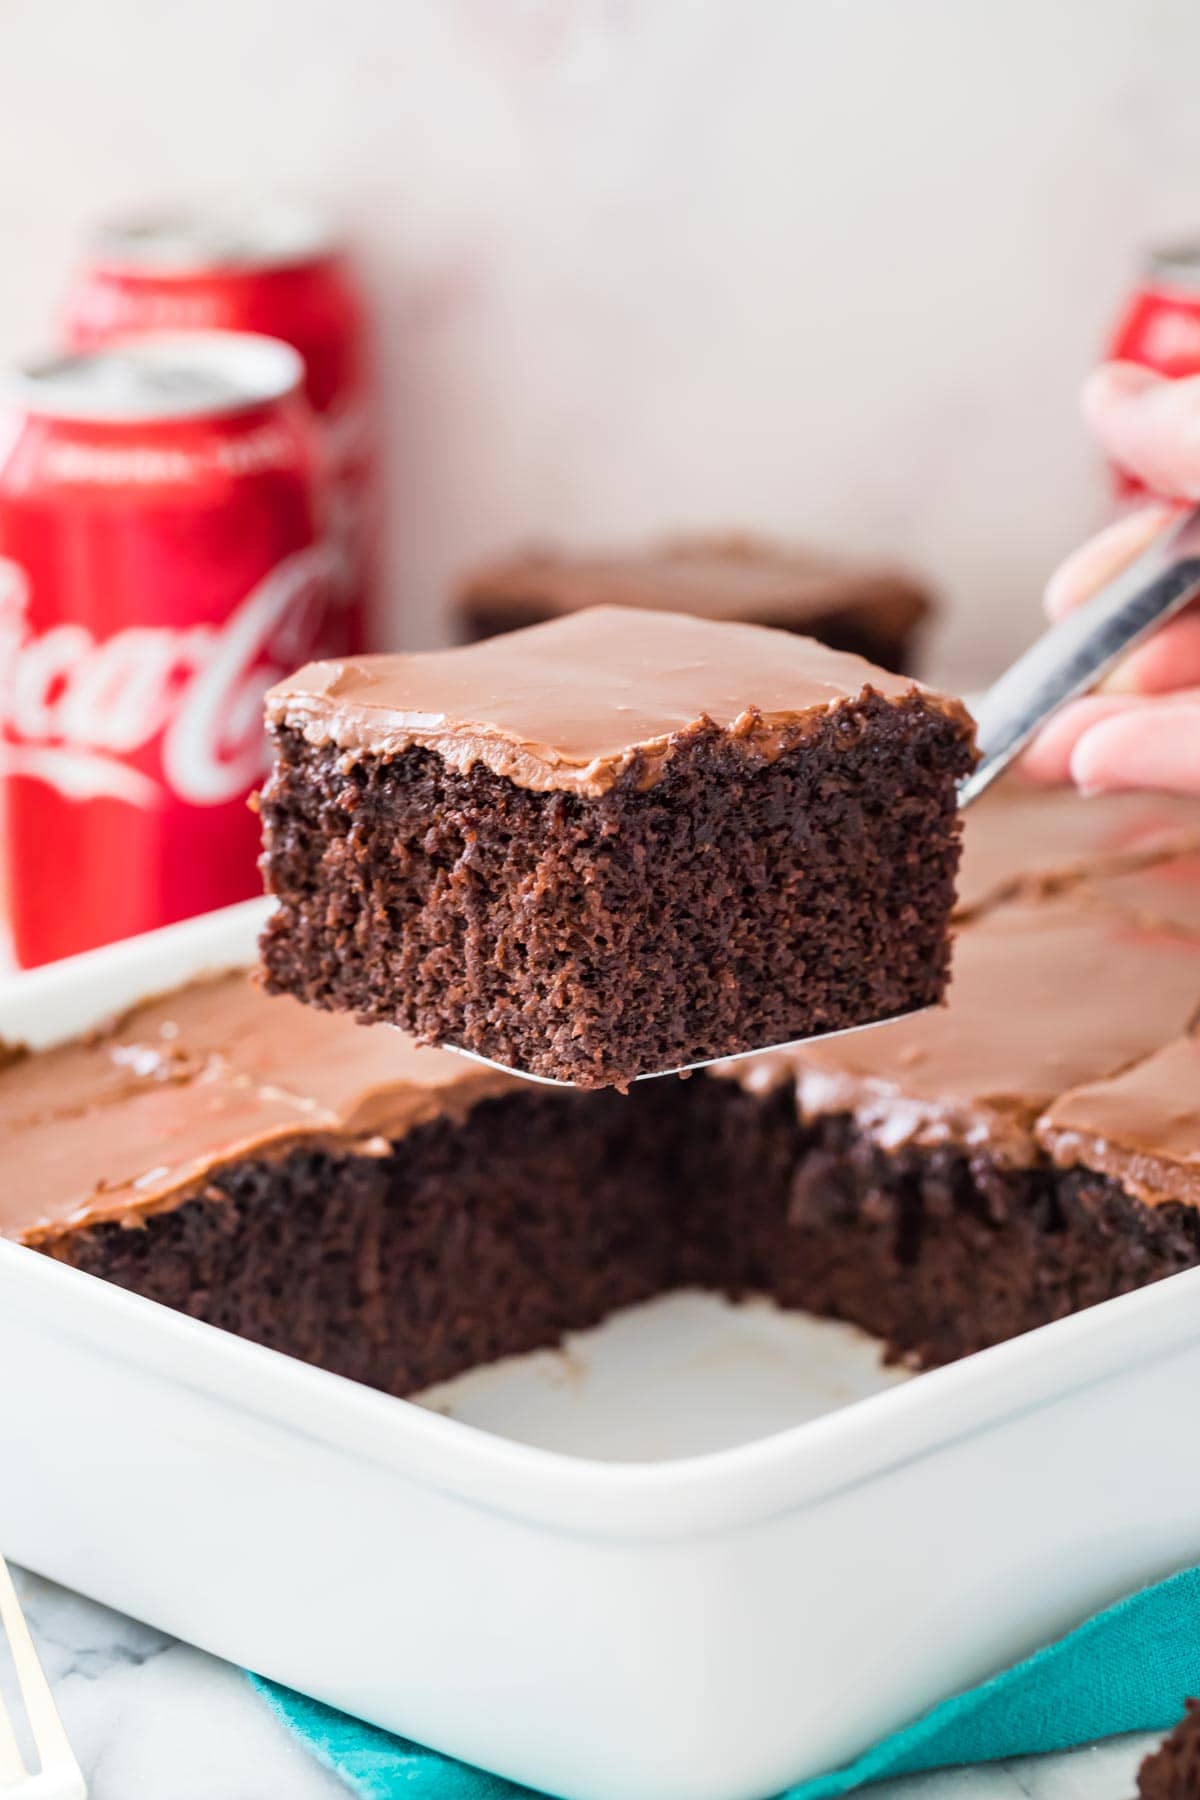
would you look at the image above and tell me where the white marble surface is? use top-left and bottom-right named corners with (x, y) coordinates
top-left (12, 1568), bottom-right (342, 1800)
top-left (12, 1565), bottom-right (1158, 1800)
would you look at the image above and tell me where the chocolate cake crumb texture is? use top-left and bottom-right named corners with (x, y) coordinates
top-left (1138, 1699), bottom-right (1200, 1799)
top-left (258, 607), bottom-right (976, 1087)
top-left (7, 777), bottom-right (1200, 1396)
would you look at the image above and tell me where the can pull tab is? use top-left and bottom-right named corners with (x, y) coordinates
top-left (959, 503), bottom-right (1200, 807)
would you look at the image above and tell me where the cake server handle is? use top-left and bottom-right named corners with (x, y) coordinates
top-left (958, 502), bottom-right (1200, 807)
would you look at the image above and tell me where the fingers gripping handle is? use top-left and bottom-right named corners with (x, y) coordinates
top-left (959, 504), bottom-right (1200, 807)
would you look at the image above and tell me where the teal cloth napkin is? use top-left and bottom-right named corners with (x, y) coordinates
top-left (250, 1565), bottom-right (1200, 1799)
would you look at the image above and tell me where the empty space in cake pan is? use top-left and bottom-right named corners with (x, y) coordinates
top-left (417, 1291), bottom-right (908, 1460)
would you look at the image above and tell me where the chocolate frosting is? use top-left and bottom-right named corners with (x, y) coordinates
top-left (956, 779), bottom-right (1200, 918)
top-left (724, 900), bottom-right (1200, 1166)
top-left (1, 973), bottom-right (517, 1247)
top-left (266, 606), bottom-right (973, 798)
top-left (456, 535), bottom-right (933, 635)
top-left (15, 775), bottom-right (1199, 1241)
top-left (1037, 1034), bottom-right (1200, 1208)
top-left (1073, 852), bottom-right (1200, 937)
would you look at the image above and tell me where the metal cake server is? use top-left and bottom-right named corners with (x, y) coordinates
top-left (445, 502), bottom-right (1200, 1086)
top-left (958, 501), bottom-right (1200, 806)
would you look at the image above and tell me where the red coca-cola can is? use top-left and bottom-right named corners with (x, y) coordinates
top-left (1106, 240), bottom-right (1200, 498)
top-left (63, 203), bottom-right (373, 651)
top-left (0, 331), bottom-right (336, 966)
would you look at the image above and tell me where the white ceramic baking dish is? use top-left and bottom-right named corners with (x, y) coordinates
top-left (2, 900), bottom-right (1200, 1800)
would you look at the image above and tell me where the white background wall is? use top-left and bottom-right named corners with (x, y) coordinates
top-left (1, 0), bottom-right (1197, 683)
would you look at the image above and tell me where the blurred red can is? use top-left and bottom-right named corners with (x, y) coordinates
top-left (0, 332), bottom-right (335, 966)
top-left (1106, 241), bottom-right (1200, 498)
top-left (63, 203), bottom-right (372, 651)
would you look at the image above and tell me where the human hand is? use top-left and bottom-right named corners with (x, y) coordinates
top-left (1022, 363), bottom-right (1200, 795)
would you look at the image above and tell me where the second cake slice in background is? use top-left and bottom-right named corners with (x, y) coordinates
top-left (258, 606), bottom-right (976, 1088)
top-left (453, 534), bottom-right (934, 673)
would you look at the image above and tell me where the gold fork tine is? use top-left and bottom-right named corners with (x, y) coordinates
top-left (0, 1558), bottom-right (85, 1799)
top-left (0, 1684), bottom-right (23, 1787)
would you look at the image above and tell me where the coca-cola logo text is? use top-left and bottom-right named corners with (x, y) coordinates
top-left (0, 548), bottom-right (335, 808)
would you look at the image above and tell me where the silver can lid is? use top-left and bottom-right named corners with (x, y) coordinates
top-left (9, 331), bottom-right (305, 423)
top-left (1148, 239), bottom-right (1200, 293)
top-left (89, 200), bottom-right (335, 275)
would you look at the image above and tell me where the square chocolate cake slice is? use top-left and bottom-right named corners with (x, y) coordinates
top-left (733, 895), bottom-right (1200, 1366)
top-left (6, 974), bottom-right (707, 1397)
top-left (453, 534), bottom-right (935, 673)
top-left (259, 607), bottom-right (976, 1088)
